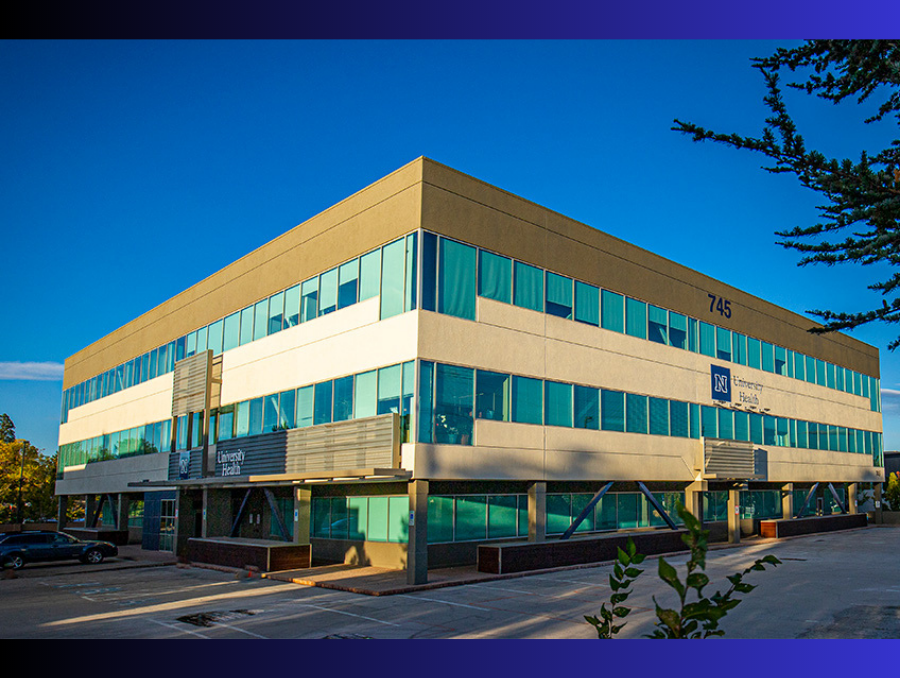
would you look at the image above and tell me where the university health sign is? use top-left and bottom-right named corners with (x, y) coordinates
top-left (710, 364), bottom-right (731, 403)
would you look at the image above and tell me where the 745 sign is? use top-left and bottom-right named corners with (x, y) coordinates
top-left (707, 293), bottom-right (732, 319)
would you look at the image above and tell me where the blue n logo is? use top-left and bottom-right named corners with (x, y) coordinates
top-left (711, 365), bottom-right (731, 402)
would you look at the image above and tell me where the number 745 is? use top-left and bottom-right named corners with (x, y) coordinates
top-left (708, 293), bottom-right (732, 318)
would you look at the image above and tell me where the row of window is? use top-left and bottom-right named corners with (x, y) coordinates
top-left (60, 233), bottom-right (419, 424)
top-left (312, 495), bottom-right (409, 543)
top-left (421, 232), bottom-right (881, 413)
top-left (417, 361), bottom-right (884, 465)
top-left (58, 360), bottom-right (416, 472)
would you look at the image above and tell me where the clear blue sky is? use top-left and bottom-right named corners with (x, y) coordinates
top-left (1, 39), bottom-right (897, 454)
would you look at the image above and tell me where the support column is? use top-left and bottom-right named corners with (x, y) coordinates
top-left (85, 494), bottom-right (99, 528)
top-left (727, 487), bottom-right (741, 544)
top-left (847, 483), bottom-right (858, 515)
top-left (173, 490), bottom-right (196, 557)
top-left (407, 480), bottom-right (429, 586)
top-left (781, 483), bottom-right (794, 520)
top-left (684, 481), bottom-right (707, 526)
top-left (293, 486), bottom-right (311, 544)
top-left (528, 481), bottom-right (546, 543)
top-left (115, 494), bottom-right (131, 538)
top-left (56, 495), bottom-right (69, 532)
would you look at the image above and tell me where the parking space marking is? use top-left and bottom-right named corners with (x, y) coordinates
top-left (148, 618), bottom-right (211, 639)
top-left (289, 601), bottom-right (400, 626)
top-left (397, 594), bottom-right (489, 611)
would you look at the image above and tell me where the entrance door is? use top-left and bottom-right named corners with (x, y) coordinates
top-left (159, 499), bottom-right (176, 551)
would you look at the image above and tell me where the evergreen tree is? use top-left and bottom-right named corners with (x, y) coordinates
top-left (0, 413), bottom-right (14, 443)
top-left (673, 40), bottom-right (900, 346)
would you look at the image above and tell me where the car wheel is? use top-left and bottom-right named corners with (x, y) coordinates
top-left (84, 549), bottom-right (104, 565)
top-left (6, 553), bottom-right (25, 570)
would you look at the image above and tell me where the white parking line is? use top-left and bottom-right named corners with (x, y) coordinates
top-left (397, 594), bottom-right (489, 611)
top-left (148, 618), bottom-right (211, 639)
top-left (290, 602), bottom-right (400, 626)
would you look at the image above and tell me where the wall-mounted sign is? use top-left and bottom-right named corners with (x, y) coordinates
top-left (711, 365), bottom-right (731, 402)
top-left (733, 375), bottom-right (764, 406)
top-left (178, 451), bottom-right (191, 480)
top-left (217, 448), bottom-right (245, 477)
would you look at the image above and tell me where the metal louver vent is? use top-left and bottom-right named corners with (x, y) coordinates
top-left (172, 350), bottom-right (212, 417)
top-left (698, 438), bottom-right (762, 480)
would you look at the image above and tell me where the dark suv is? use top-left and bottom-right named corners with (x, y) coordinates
top-left (0, 531), bottom-right (118, 570)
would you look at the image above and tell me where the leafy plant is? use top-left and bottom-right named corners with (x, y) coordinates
top-left (588, 503), bottom-right (782, 638)
top-left (885, 472), bottom-right (900, 511)
top-left (584, 538), bottom-right (645, 638)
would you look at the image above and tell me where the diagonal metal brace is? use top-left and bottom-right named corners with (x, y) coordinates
top-left (637, 481), bottom-right (678, 530)
top-left (795, 483), bottom-right (819, 518)
top-left (560, 482), bottom-right (613, 540)
top-left (264, 489), bottom-right (291, 542)
top-left (230, 488), bottom-right (253, 537)
top-left (827, 483), bottom-right (848, 514)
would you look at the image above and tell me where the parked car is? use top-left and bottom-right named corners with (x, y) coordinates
top-left (0, 531), bottom-right (118, 570)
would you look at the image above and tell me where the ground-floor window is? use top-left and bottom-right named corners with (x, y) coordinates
top-left (311, 496), bottom-right (408, 543)
top-left (159, 499), bottom-right (176, 551)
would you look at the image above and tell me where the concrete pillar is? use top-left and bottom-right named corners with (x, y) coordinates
top-left (85, 495), bottom-right (99, 527)
top-left (203, 489), bottom-right (232, 538)
top-left (847, 483), bottom-right (858, 515)
top-left (528, 481), bottom-right (546, 542)
top-left (875, 483), bottom-right (884, 524)
top-left (293, 486), bottom-right (311, 544)
top-left (56, 495), bottom-right (69, 531)
top-left (115, 495), bottom-right (131, 534)
top-left (727, 488), bottom-right (741, 544)
top-left (684, 481), bottom-right (707, 525)
top-left (781, 483), bottom-right (794, 520)
top-left (407, 480), bottom-right (429, 585)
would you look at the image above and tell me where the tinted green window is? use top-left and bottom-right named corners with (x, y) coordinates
top-left (513, 261), bottom-right (543, 313)
top-left (388, 496), bottom-right (409, 543)
top-left (716, 327), bottom-right (732, 361)
top-left (377, 364), bottom-right (402, 415)
top-left (234, 401), bottom-right (249, 437)
top-left (354, 370), bottom-right (377, 419)
top-left (774, 346), bottom-right (787, 376)
top-left (546, 494), bottom-right (572, 534)
top-left (815, 360), bottom-right (826, 386)
top-left (319, 268), bottom-right (338, 316)
top-left (546, 272), bottom-right (573, 319)
top-left (733, 411), bottom-right (749, 441)
top-left (512, 376), bottom-right (543, 425)
top-left (218, 406), bottom-right (234, 441)
top-left (761, 342), bottom-right (774, 372)
top-left (649, 397), bottom-right (669, 436)
top-left (301, 278), bottom-right (318, 322)
top-left (669, 312), bottom-right (687, 349)
top-left (601, 290), bottom-right (624, 333)
top-left (478, 250), bottom-right (512, 304)
top-left (670, 400), bottom-right (689, 437)
top-left (418, 362), bottom-right (434, 444)
top-left (333, 375), bottom-right (354, 422)
top-left (248, 397), bottom-right (264, 436)
top-left (296, 385), bottom-right (314, 428)
top-left (456, 496), bottom-right (487, 541)
top-left (688, 318), bottom-right (699, 352)
top-left (427, 496), bottom-right (453, 543)
top-left (367, 497), bottom-right (389, 542)
top-left (625, 298), bottom-right (647, 339)
top-left (278, 389), bottom-right (295, 430)
top-left (699, 322), bottom-right (715, 357)
top-left (263, 394), bottom-right (279, 433)
top-left (404, 232), bottom-right (418, 313)
top-left (732, 332), bottom-right (747, 365)
top-left (626, 393), bottom-right (647, 434)
top-left (718, 409), bottom-right (733, 440)
top-left (794, 351), bottom-right (806, 381)
top-left (434, 364), bottom-right (474, 444)
top-left (313, 381), bottom-right (333, 425)
top-left (421, 232), bottom-right (437, 312)
top-left (545, 381), bottom-right (573, 427)
top-left (359, 248), bottom-right (381, 302)
top-left (574, 281), bottom-right (599, 326)
top-left (239, 306), bottom-right (254, 345)
top-left (701, 406), bottom-right (717, 438)
top-left (253, 299), bottom-right (268, 340)
top-left (284, 284), bottom-right (300, 328)
top-left (348, 496), bottom-right (367, 540)
top-left (595, 495), bottom-right (617, 531)
top-left (747, 337), bottom-right (761, 369)
top-left (785, 349), bottom-right (794, 378)
top-left (796, 420), bottom-right (808, 448)
top-left (206, 321), bottom-right (223, 356)
top-left (338, 259), bottom-right (359, 309)
top-left (805, 355), bottom-right (817, 384)
top-left (312, 498), bottom-right (331, 538)
top-left (836, 366), bottom-right (845, 391)
top-left (601, 390), bottom-right (625, 431)
top-left (437, 238), bottom-right (476, 320)
top-left (617, 493), bottom-right (640, 529)
top-left (574, 385), bottom-right (599, 430)
top-left (487, 495), bottom-right (518, 539)
top-left (381, 239), bottom-right (407, 320)
top-left (476, 370), bottom-right (510, 421)
top-left (808, 422), bottom-right (819, 449)
top-left (223, 312), bottom-right (240, 352)
top-left (267, 291), bottom-right (284, 336)
top-left (750, 413), bottom-right (764, 445)
top-left (648, 305), bottom-right (668, 345)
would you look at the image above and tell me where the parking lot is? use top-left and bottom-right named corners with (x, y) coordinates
top-left (2, 526), bottom-right (899, 639)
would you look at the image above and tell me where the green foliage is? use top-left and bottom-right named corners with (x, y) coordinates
top-left (645, 504), bottom-right (781, 638)
top-left (885, 472), bottom-right (900, 511)
top-left (584, 538), bottom-right (645, 638)
top-left (673, 40), bottom-right (900, 347)
top-left (0, 414), bottom-right (14, 443)
top-left (588, 503), bottom-right (781, 638)
top-left (0, 439), bottom-right (58, 524)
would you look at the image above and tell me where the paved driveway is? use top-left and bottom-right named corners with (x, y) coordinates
top-left (1, 527), bottom-right (898, 638)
